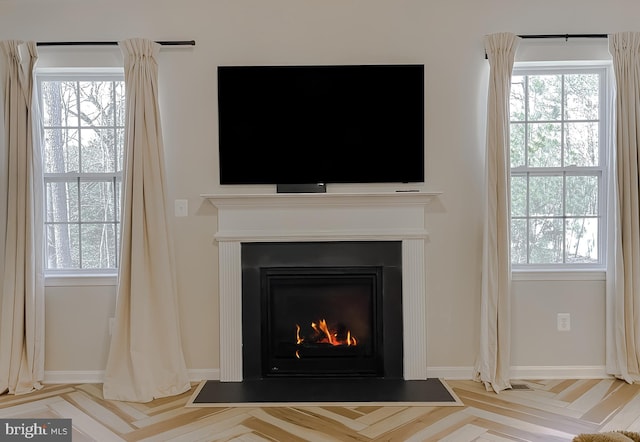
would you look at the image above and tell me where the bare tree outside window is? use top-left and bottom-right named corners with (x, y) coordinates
top-left (40, 73), bottom-right (125, 271)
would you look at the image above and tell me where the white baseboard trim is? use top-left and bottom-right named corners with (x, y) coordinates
top-left (427, 365), bottom-right (612, 380)
top-left (427, 366), bottom-right (475, 380)
top-left (510, 365), bottom-right (612, 380)
top-left (187, 369), bottom-right (220, 381)
top-left (43, 369), bottom-right (221, 385)
top-left (43, 371), bottom-right (105, 384)
top-left (43, 366), bottom-right (611, 385)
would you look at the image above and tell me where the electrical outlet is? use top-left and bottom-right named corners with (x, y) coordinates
top-left (557, 313), bottom-right (571, 331)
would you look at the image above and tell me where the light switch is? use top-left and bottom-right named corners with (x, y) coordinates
top-left (175, 199), bottom-right (188, 217)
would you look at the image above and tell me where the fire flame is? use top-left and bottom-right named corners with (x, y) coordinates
top-left (296, 324), bottom-right (303, 344)
top-left (347, 330), bottom-right (357, 346)
top-left (313, 319), bottom-right (336, 345)
top-left (295, 318), bottom-right (357, 359)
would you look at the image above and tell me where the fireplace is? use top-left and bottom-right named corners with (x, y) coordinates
top-left (241, 241), bottom-right (403, 380)
top-left (202, 191), bottom-right (439, 381)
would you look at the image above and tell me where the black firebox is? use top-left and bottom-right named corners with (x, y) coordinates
top-left (262, 266), bottom-right (382, 377)
top-left (241, 241), bottom-right (403, 380)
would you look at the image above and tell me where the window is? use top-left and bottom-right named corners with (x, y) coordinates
top-left (509, 64), bottom-right (609, 268)
top-left (39, 71), bottom-right (125, 272)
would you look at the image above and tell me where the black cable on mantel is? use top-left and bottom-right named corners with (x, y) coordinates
top-left (484, 33), bottom-right (609, 59)
top-left (36, 40), bottom-right (196, 47)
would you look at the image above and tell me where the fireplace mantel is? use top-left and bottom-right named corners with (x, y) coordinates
top-left (202, 191), bottom-right (440, 207)
top-left (202, 191), bottom-right (441, 381)
top-left (202, 192), bottom-right (440, 242)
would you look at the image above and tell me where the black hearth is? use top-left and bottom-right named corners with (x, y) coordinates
top-left (242, 241), bottom-right (403, 380)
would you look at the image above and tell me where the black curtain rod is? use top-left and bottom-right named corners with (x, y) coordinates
top-left (517, 33), bottom-right (608, 40)
top-left (485, 34), bottom-right (608, 58)
top-left (36, 40), bottom-right (196, 47)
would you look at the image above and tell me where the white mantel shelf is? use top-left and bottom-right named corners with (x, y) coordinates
top-left (203, 190), bottom-right (441, 382)
top-left (201, 191), bottom-right (441, 207)
top-left (202, 191), bottom-right (441, 243)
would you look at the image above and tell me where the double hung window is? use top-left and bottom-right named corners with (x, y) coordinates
top-left (509, 64), bottom-right (609, 269)
top-left (39, 71), bottom-right (125, 273)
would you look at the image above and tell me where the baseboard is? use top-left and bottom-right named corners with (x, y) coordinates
top-left (187, 369), bottom-right (220, 381)
top-left (427, 365), bottom-right (612, 380)
top-left (43, 366), bottom-right (610, 385)
top-left (43, 369), bottom-right (221, 384)
top-left (43, 370), bottom-right (105, 384)
top-left (427, 366), bottom-right (475, 380)
top-left (510, 365), bottom-right (612, 380)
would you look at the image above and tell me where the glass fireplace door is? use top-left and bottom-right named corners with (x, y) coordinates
top-left (261, 267), bottom-right (383, 377)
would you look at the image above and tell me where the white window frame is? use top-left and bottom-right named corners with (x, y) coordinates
top-left (510, 61), bottom-right (612, 273)
top-left (38, 68), bottom-right (125, 279)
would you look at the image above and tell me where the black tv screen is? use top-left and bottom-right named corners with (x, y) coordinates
top-left (217, 64), bottom-right (424, 185)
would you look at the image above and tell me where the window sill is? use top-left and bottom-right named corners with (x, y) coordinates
top-left (512, 269), bottom-right (606, 282)
top-left (45, 274), bottom-right (117, 287)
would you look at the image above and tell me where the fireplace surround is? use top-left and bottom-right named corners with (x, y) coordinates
top-left (202, 191), bottom-right (439, 382)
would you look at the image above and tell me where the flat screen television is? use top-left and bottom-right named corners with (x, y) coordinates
top-left (217, 64), bottom-right (425, 188)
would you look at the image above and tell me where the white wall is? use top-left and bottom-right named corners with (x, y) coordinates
top-left (1, 0), bottom-right (635, 380)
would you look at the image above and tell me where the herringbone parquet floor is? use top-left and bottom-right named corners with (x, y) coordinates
top-left (1, 378), bottom-right (640, 441)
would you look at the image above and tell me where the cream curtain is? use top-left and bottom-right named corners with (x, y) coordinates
top-left (474, 32), bottom-right (519, 393)
top-left (0, 41), bottom-right (45, 395)
top-left (606, 32), bottom-right (640, 383)
top-left (103, 38), bottom-right (190, 402)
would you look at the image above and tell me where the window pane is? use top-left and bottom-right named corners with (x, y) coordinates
top-left (117, 129), bottom-right (125, 172)
top-left (528, 122), bottom-right (562, 167)
top-left (565, 122), bottom-right (599, 167)
top-left (46, 223), bottom-right (80, 269)
top-left (116, 82), bottom-right (126, 126)
top-left (566, 218), bottom-right (598, 263)
top-left (529, 218), bottom-right (563, 264)
top-left (80, 180), bottom-right (116, 222)
top-left (80, 128), bottom-right (119, 173)
top-left (116, 181), bottom-right (122, 222)
top-left (116, 221), bottom-right (120, 268)
top-left (565, 74), bottom-right (599, 121)
top-left (511, 175), bottom-right (527, 217)
top-left (41, 81), bottom-right (78, 127)
top-left (81, 223), bottom-right (117, 269)
top-left (510, 75), bottom-right (526, 121)
top-left (529, 176), bottom-right (563, 216)
top-left (528, 75), bottom-right (562, 121)
top-left (510, 123), bottom-right (525, 168)
top-left (44, 128), bottom-right (79, 173)
top-left (511, 218), bottom-right (527, 264)
top-left (566, 175), bottom-right (598, 216)
top-left (79, 81), bottom-right (115, 126)
top-left (46, 181), bottom-right (79, 222)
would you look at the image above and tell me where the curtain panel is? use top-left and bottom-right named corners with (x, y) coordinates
top-left (474, 32), bottom-right (519, 393)
top-left (102, 38), bottom-right (190, 402)
top-left (0, 40), bottom-right (45, 395)
top-left (607, 32), bottom-right (640, 383)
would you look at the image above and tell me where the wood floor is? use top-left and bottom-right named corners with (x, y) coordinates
top-left (1, 378), bottom-right (640, 441)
